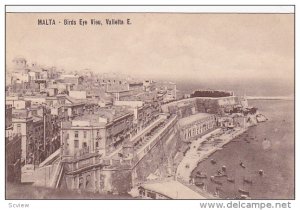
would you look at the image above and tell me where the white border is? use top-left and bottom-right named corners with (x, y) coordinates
top-left (6, 5), bottom-right (295, 13)
top-left (1, 3), bottom-right (297, 210)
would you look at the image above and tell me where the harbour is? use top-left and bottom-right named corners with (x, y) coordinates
top-left (190, 99), bottom-right (294, 199)
top-left (5, 8), bottom-right (295, 201)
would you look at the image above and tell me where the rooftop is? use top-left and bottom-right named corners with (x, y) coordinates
top-left (178, 113), bottom-right (214, 126)
top-left (86, 107), bottom-right (132, 122)
top-left (141, 180), bottom-right (206, 199)
top-left (60, 74), bottom-right (79, 78)
top-left (12, 109), bottom-right (32, 120)
top-left (63, 107), bottom-right (133, 128)
top-left (63, 95), bottom-right (86, 106)
top-left (69, 114), bottom-right (107, 127)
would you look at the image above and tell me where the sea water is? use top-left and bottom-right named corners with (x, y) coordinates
top-left (191, 99), bottom-right (294, 199)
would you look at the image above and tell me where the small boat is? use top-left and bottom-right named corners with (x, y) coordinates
top-left (217, 170), bottom-right (222, 175)
top-left (259, 170), bottom-right (264, 176)
top-left (211, 159), bottom-right (217, 164)
top-left (195, 182), bottom-right (205, 187)
top-left (227, 178), bottom-right (235, 183)
top-left (240, 162), bottom-right (246, 168)
top-left (214, 174), bottom-right (227, 178)
top-left (213, 179), bottom-right (223, 185)
top-left (196, 174), bottom-right (207, 179)
top-left (256, 114), bottom-right (268, 122)
top-left (243, 178), bottom-right (253, 184)
top-left (211, 176), bottom-right (222, 185)
top-left (238, 189), bottom-right (250, 196)
top-left (240, 194), bottom-right (251, 199)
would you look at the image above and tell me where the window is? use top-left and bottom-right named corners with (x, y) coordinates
top-left (74, 140), bottom-right (79, 148)
top-left (16, 124), bottom-right (21, 134)
top-left (97, 130), bottom-right (100, 137)
top-left (83, 131), bottom-right (87, 138)
top-left (188, 130), bottom-right (191, 137)
top-left (82, 142), bottom-right (87, 148)
top-left (74, 131), bottom-right (79, 138)
top-left (96, 141), bottom-right (99, 147)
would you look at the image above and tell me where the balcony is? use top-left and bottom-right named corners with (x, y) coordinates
top-left (74, 146), bottom-right (90, 158)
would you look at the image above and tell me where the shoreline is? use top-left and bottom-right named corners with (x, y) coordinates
top-left (176, 127), bottom-right (247, 184)
top-left (247, 97), bottom-right (294, 101)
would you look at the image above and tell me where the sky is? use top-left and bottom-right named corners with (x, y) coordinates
top-left (6, 13), bottom-right (294, 95)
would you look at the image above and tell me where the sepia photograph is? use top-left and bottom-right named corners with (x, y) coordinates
top-left (4, 5), bottom-right (295, 201)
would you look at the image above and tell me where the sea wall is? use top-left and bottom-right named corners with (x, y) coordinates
top-left (133, 127), bottom-right (180, 183)
top-left (60, 119), bottom-right (181, 194)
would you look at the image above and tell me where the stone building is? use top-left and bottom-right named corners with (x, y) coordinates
top-left (61, 107), bottom-right (135, 157)
top-left (6, 134), bottom-right (22, 183)
top-left (178, 113), bottom-right (217, 142)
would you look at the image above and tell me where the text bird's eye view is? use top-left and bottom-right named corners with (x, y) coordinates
top-left (5, 7), bottom-right (294, 200)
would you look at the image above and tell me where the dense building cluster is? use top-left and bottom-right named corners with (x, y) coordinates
top-left (6, 57), bottom-right (255, 197)
top-left (5, 57), bottom-right (177, 184)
